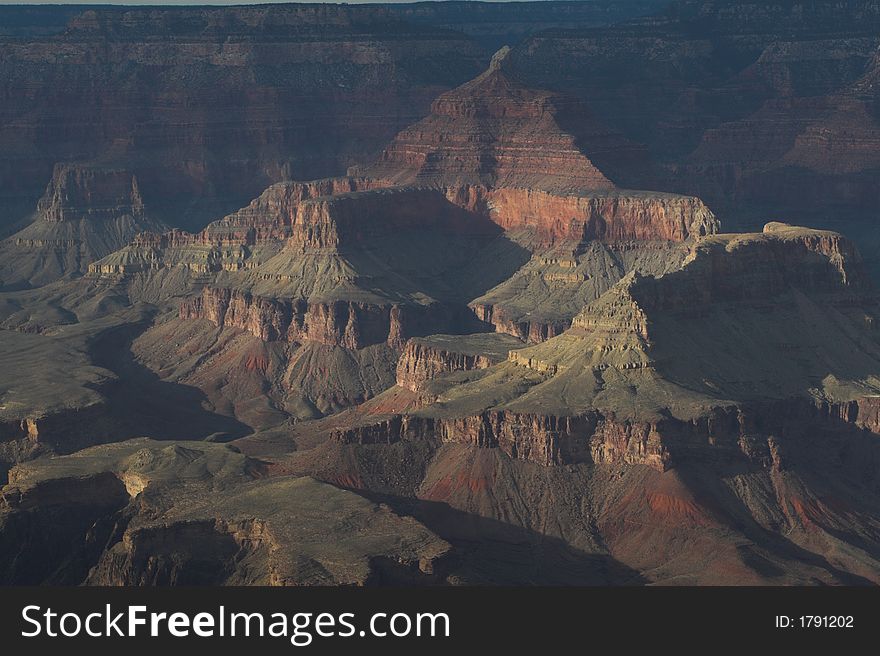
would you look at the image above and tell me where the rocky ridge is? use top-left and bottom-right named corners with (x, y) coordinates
top-left (0, 439), bottom-right (450, 585)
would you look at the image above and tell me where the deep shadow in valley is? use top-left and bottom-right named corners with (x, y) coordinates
top-left (663, 404), bottom-right (880, 585)
top-left (88, 320), bottom-right (253, 443)
top-left (354, 490), bottom-right (647, 586)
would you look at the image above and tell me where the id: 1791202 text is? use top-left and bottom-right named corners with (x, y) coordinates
top-left (775, 616), bottom-right (854, 629)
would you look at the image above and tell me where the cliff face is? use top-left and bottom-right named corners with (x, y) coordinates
top-left (461, 190), bottom-right (714, 344)
top-left (469, 303), bottom-right (570, 343)
top-left (0, 3), bottom-right (488, 248)
top-left (396, 343), bottom-right (496, 393)
top-left (286, 187), bottom-right (491, 252)
top-left (627, 222), bottom-right (874, 313)
top-left (90, 183), bottom-right (495, 279)
top-left (88, 177), bottom-right (388, 276)
top-left (448, 186), bottom-right (718, 247)
top-left (330, 396), bottom-right (880, 471)
top-left (139, 177), bottom-right (390, 249)
top-left (0, 164), bottom-right (166, 287)
top-left (505, 223), bottom-right (880, 396)
top-left (35, 164), bottom-right (145, 224)
top-left (180, 287), bottom-right (461, 350)
top-left (503, 1), bottom-right (880, 274)
top-left (395, 333), bottom-right (525, 393)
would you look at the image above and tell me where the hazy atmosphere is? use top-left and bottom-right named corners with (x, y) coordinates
top-left (2, 0), bottom-right (880, 621)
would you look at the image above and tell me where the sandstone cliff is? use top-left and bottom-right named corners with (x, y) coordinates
top-left (180, 287), bottom-right (465, 351)
top-left (0, 164), bottom-right (167, 287)
top-left (395, 333), bottom-right (526, 393)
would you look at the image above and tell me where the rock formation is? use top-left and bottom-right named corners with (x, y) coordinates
top-left (395, 333), bottom-right (526, 394)
top-left (0, 440), bottom-right (450, 585)
top-left (502, 0), bottom-right (880, 274)
top-left (0, 164), bottom-right (167, 288)
top-left (354, 46), bottom-right (629, 192)
top-left (2, 2), bottom-right (880, 587)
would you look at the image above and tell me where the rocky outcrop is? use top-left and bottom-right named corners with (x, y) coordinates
top-left (180, 287), bottom-right (463, 350)
top-left (396, 344), bottom-right (494, 392)
top-left (331, 394), bottom-right (880, 471)
top-left (34, 164), bottom-right (145, 224)
top-left (395, 333), bottom-right (525, 392)
top-left (89, 183), bottom-right (494, 279)
top-left (450, 186), bottom-right (719, 247)
top-left (88, 177), bottom-right (387, 276)
top-left (624, 223), bottom-right (875, 317)
top-left (470, 303), bottom-right (570, 343)
top-left (0, 440), bottom-right (452, 585)
top-left (208, 178), bottom-right (391, 245)
top-left (0, 163), bottom-right (167, 286)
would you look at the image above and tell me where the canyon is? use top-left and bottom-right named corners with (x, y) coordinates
top-left (1, 1), bottom-right (880, 586)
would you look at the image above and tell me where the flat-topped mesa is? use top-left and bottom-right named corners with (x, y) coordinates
top-left (629, 222), bottom-right (875, 311)
top-left (89, 177), bottom-right (388, 275)
top-left (351, 46), bottom-right (641, 194)
top-left (204, 177), bottom-right (390, 246)
top-left (1, 163), bottom-right (168, 286)
top-left (179, 287), bottom-right (462, 350)
top-left (286, 187), bottom-right (492, 253)
top-left (559, 223), bottom-right (873, 344)
top-left (34, 163), bottom-right (145, 224)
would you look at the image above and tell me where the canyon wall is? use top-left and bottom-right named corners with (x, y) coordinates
top-left (0, 4), bottom-right (488, 237)
top-left (180, 287), bottom-right (463, 350)
top-left (331, 396), bottom-right (880, 471)
top-left (447, 186), bottom-right (719, 247)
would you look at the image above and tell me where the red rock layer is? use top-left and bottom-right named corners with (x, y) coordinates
top-left (180, 287), bottom-right (462, 350)
top-left (395, 340), bottom-right (501, 392)
top-left (331, 395), bottom-right (880, 470)
top-left (454, 187), bottom-right (717, 245)
top-left (354, 47), bottom-right (631, 193)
